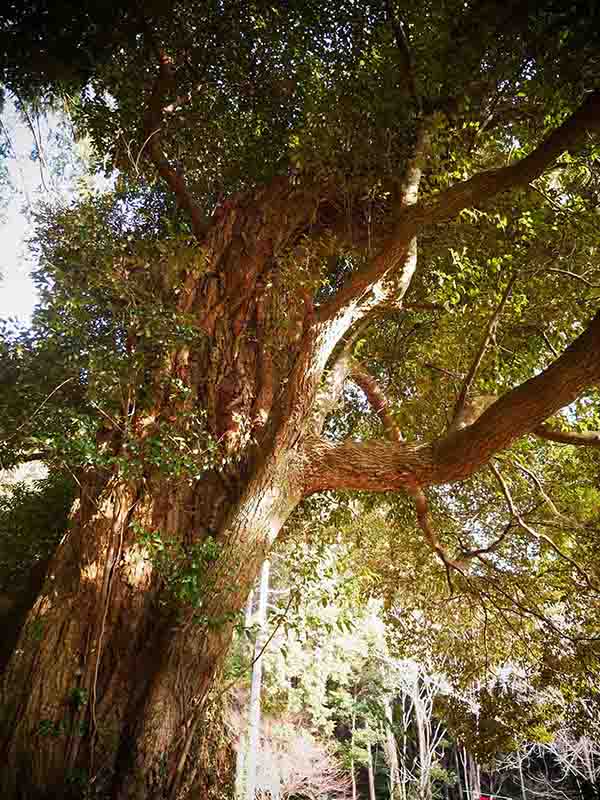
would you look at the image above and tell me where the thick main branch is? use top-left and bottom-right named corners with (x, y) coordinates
top-left (320, 90), bottom-right (600, 319)
top-left (304, 311), bottom-right (600, 494)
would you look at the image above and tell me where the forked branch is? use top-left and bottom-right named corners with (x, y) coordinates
top-left (305, 311), bottom-right (600, 492)
top-left (319, 90), bottom-right (600, 321)
top-left (317, 117), bottom-right (429, 322)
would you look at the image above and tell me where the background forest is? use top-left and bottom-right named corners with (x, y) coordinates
top-left (1, 1), bottom-right (600, 799)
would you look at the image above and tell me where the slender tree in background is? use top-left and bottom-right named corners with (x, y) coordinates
top-left (244, 558), bottom-right (270, 800)
top-left (1, 1), bottom-right (600, 797)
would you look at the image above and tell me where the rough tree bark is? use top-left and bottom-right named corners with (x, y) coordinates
top-left (0, 73), bottom-right (599, 800)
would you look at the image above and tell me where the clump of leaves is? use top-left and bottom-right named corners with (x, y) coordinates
top-left (134, 524), bottom-right (223, 615)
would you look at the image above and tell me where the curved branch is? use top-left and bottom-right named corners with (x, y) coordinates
top-left (410, 486), bottom-right (466, 576)
top-left (317, 119), bottom-right (428, 322)
top-left (416, 89), bottom-right (600, 226)
top-left (143, 52), bottom-right (208, 240)
top-left (349, 363), bottom-right (403, 442)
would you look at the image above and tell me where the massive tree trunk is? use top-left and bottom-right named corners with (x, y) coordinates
top-left (1, 87), bottom-right (599, 799)
top-left (0, 185), bottom-right (321, 799)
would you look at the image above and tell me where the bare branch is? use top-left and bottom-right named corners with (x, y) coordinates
top-left (460, 521), bottom-right (513, 561)
top-left (143, 52), bottom-right (208, 240)
top-left (9, 377), bottom-right (75, 440)
top-left (14, 95), bottom-right (52, 193)
top-left (433, 310), bottom-right (600, 482)
top-left (424, 363), bottom-right (464, 380)
top-left (449, 274), bottom-right (517, 430)
top-left (547, 268), bottom-right (600, 289)
top-left (540, 330), bottom-right (560, 359)
top-left (533, 424), bottom-right (600, 449)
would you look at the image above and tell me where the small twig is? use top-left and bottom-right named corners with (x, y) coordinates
top-left (489, 461), bottom-right (599, 592)
top-left (547, 268), bottom-right (600, 289)
top-left (459, 521), bottom-right (513, 561)
top-left (14, 94), bottom-right (52, 193)
top-left (514, 460), bottom-right (581, 524)
top-left (133, 129), bottom-right (161, 174)
top-left (424, 362), bottom-right (465, 380)
top-left (450, 275), bottom-right (517, 430)
top-left (90, 400), bottom-right (125, 433)
top-left (540, 330), bottom-right (560, 358)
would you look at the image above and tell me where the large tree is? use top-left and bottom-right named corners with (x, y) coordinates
top-left (1, 1), bottom-right (600, 797)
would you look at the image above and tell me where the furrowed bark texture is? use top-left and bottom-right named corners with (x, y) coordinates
top-left (1, 90), bottom-right (599, 800)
